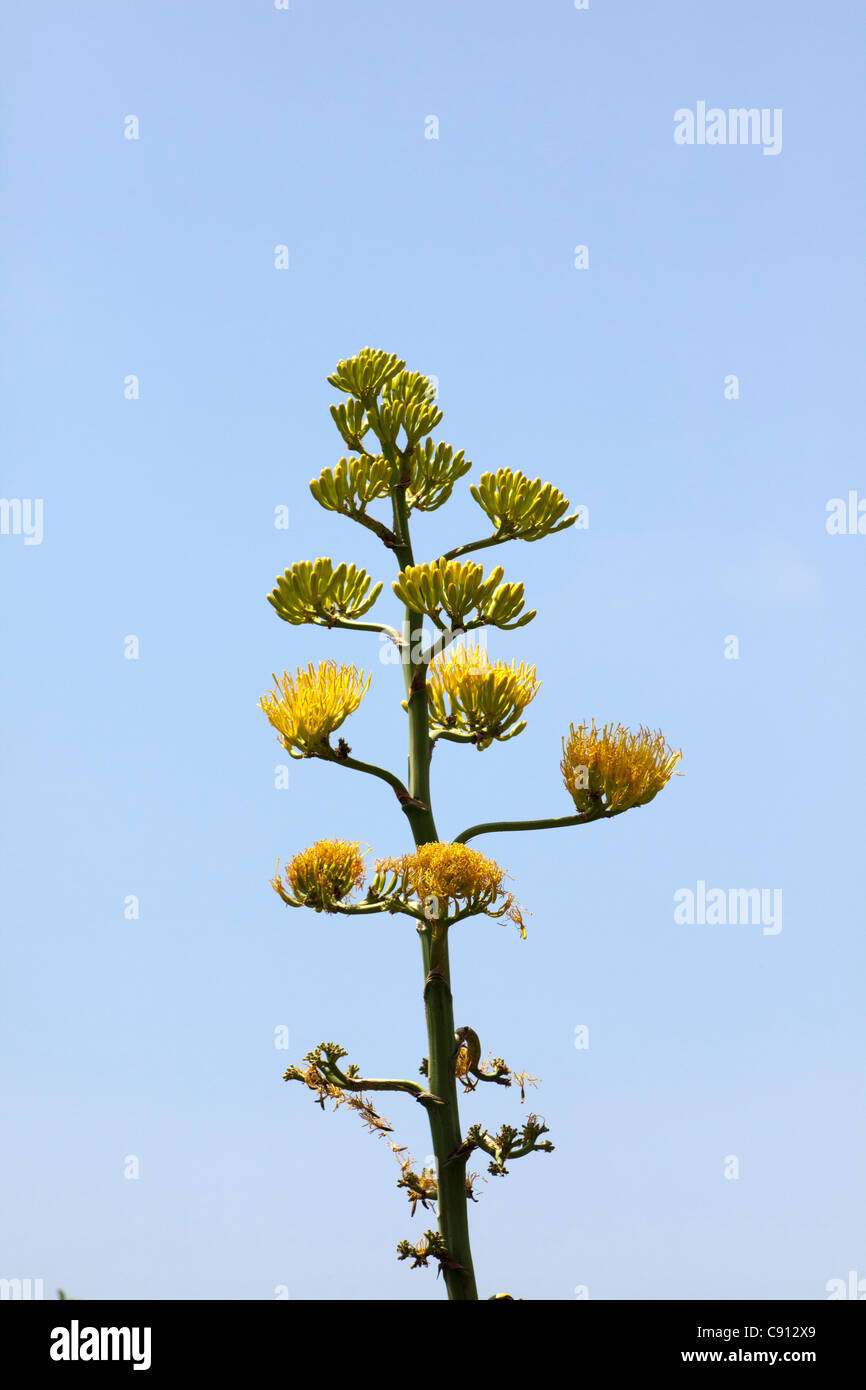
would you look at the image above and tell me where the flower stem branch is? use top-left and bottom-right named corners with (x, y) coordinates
top-left (453, 806), bottom-right (625, 845)
top-left (315, 749), bottom-right (433, 835)
top-left (440, 534), bottom-right (509, 562)
top-left (320, 1062), bottom-right (445, 1112)
top-left (319, 616), bottom-right (404, 646)
top-left (341, 510), bottom-right (402, 550)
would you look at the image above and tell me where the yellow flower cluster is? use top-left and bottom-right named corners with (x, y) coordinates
top-left (428, 644), bottom-right (540, 749)
top-left (268, 559), bottom-right (382, 626)
top-left (470, 468), bottom-right (576, 541)
top-left (561, 720), bottom-right (682, 814)
top-left (393, 557), bottom-right (533, 631)
top-left (405, 439), bottom-right (472, 512)
top-left (377, 842), bottom-right (525, 935)
top-left (328, 347), bottom-right (404, 401)
top-left (260, 660), bottom-right (370, 757)
top-left (272, 839), bottom-right (366, 911)
top-left (310, 454), bottom-right (392, 514)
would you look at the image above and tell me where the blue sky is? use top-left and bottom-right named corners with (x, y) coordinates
top-left (1, 0), bottom-right (864, 1301)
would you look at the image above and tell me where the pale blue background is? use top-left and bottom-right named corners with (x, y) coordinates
top-left (1, 0), bottom-right (863, 1301)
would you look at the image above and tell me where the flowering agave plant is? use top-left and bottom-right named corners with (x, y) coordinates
top-left (260, 348), bottom-right (682, 1300)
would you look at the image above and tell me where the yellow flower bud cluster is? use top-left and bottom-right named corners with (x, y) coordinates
top-left (268, 559), bottom-right (382, 626)
top-left (392, 558), bottom-right (535, 631)
top-left (428, 644), bottom-right (540, 749)
top-left (470, 468), bottom-right (577, 541)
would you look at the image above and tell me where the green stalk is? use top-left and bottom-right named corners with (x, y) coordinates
top-left (392, 468), bottom-right (478, 1299)
top-left (421, 928), bottom-right (478, 1300)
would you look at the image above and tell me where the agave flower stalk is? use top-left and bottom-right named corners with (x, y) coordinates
top-left (261, 348), bottom-right (682, 1300)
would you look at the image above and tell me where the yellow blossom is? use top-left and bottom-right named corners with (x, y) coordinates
top-left (272, 839), bottom-right (366, 911)
top-left (260, 660), bottom-right (370, 757)
top-left (376, 842), bottom-right (526, 935)
top-left (561, 720), bottom-right (682, 814)
top-left (428, 644), bottom-right (540, 749)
